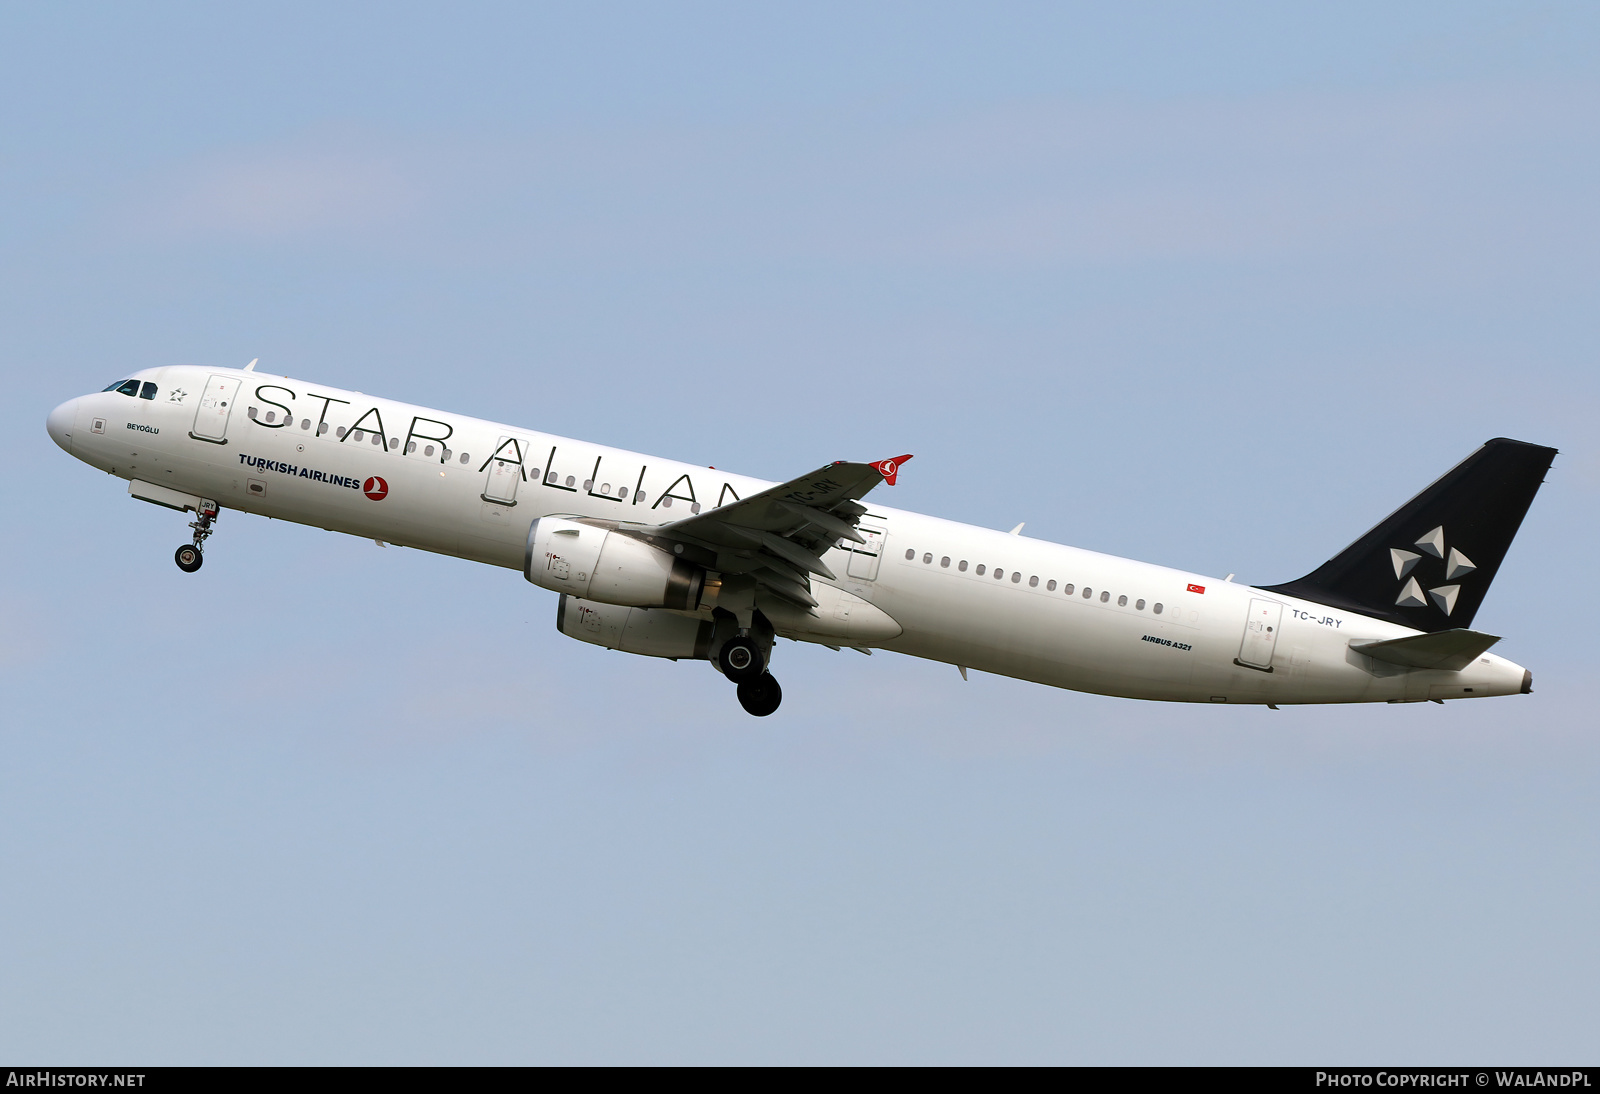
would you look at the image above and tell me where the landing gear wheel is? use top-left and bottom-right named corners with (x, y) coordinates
top-left (719, 635), bottom-right (766, 682)
top-left (174, 544), bottom-right (203, 573)
top-left (736, 673), bottom-right (782, 717)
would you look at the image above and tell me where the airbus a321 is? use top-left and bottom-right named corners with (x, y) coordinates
top-left (47, 362), bottom-right (1555, 716)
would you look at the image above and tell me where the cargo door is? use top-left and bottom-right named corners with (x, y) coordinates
top-left (1236, 598), bottom-right (1283, 672)
top-left (189, 375), bottom-right (241, 444)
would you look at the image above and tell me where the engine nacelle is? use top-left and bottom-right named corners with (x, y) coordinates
top-left (526, 517), bottom-right (704, 610)
top-left (557, 596), bottom-right (715, 660)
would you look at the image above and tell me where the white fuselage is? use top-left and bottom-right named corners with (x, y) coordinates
top-left (49, 365), bottom-right (1530, 706)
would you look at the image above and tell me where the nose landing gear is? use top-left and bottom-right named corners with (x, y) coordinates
top-left (175, 500), bottom-right (218, 573)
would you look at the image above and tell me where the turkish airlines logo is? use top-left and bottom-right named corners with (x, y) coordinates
top-left (1392, 525), bottom-right (1474, 615)
top-left (872, 453), bottom-right (914, 486)
top-left (363, 476), bottom-right (389, 501)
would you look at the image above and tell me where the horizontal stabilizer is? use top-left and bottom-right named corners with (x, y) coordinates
top-left (1350, 628), bottom-right (1501, 671)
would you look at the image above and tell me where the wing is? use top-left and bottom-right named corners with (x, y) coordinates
top-left (617, 455), bottom-right (911, 607)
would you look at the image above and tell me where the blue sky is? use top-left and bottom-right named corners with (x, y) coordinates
top-left (2, 2), bottom-right (1597, 1063)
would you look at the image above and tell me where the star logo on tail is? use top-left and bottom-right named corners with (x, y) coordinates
top-left (1392, 525), bottom-right (1476, 615)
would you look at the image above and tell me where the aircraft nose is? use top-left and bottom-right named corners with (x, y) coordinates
top-left (46, 398), bottom-right (77, 453)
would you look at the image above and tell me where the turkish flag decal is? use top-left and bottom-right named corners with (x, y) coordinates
top-left (1187, 583), bottom-right (1205, 594)
top-left (363, 476), bottom-right (389, 501)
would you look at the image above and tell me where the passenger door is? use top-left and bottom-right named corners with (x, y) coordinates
top-left (480, 436), bottom-right (525, 506)
top-left (1236, 598), bottom-right (1283, 671)
top-left (189, 375), bottom-right (241, 444)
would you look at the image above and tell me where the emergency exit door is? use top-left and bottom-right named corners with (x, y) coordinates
top-left (1236, 598), bottom-right (1283, 672)
top-left (846, 525), bottom-right (886, 581)
top-left (189, 375), bottom-right (240, 444)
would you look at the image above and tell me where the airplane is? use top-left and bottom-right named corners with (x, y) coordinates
top-left (46, 361), bottom-right (1556, 717)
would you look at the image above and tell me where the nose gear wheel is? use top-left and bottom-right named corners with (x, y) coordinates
top-left (174, 500), bottom-right (218, 574)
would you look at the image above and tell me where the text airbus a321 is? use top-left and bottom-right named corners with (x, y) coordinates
top-left (47, 363), bottom-right (1555, 716)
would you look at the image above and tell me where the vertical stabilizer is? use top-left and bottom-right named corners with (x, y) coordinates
top-left (1262, 438), bottom-right (1556, 632)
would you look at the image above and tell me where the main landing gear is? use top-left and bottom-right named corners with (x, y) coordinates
top-left (716, 621), bottom-right (782, 717)
top-left (175, 500), bottom-right (219, 573)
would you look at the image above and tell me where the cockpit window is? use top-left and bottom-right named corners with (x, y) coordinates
top-left (103, 380), bottom-right (130, 392)
top-left (139, 381), bottom-right (157, 400)
top-left (115, 380), bottom-right (140, 397)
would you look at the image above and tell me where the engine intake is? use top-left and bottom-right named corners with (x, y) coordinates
top-left (526, 517), bottom-right (703, 610)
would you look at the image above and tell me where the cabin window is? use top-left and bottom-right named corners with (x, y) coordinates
top-left (905, 549), bottom-right (915, 560)
top-left (662, 496), bottom-right (673, 508)
top-left (1011, 572), bottom-right (1021, 583)
top-left (1101, 591), bottom-right (1110, 603)
top-left (1046, 579), bottom-right (1056, 591)
top-left (940, 556), bottom-right (950, 568)
top-left (370, 432), bottom-right (381, 445)
top-left (923, 553), bottom-right (932, 564)
top-left (248, 407), bottom-right (258, 419)
top-left (337, 427), bottom-right (348, 438)
top-left (959, 560), bottom-right (968, 572)
top-left (600, 482), bottom-right (610, 494)
top-left (975, 564), bottom-right (986, 575)
top-left (634, 490), bottom-right (646, 502)
top-left (424, 445), bottom-right (435, 456)
top-left (264, 411), bottom-right (276, 423)
top-left (1153, 603), bottom-right (1163, 614)
top-left (1026, 575), bottom-right (1037, 587)
top-left (300, 419), bottom-right (310, 430)
top-left (1118, 595), bottom-right (1127, 606)
top-left (460, 453), bottom-right (470, 464)
top-left (319, 423), bottom-right (330, 435)
top-left (1136, 599), bottom-right (1145, 610)
top-left (441, 447), bottom-right (451, 460)
top-left (565, 475), bottom-right (575, 486)
top-left (139, 382), bottom-right (157, 400)
top-left (583, 480), bottom-right (593, 491)
top-left (994, 569), bottom-right (1004, 580)
top-left (389, 437), bottom-right (398, 449)
top-left (618, 486), bottom-right (629, 498)
top-left (1063, 584), bottom-right (1074, 595)
top-left (691, 503), bottom-right (702, 514)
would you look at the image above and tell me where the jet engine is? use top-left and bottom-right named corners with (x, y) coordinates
top-left (526, 517), bottom-right (704, 610)
top-left (557, 596), bottom-right (714, 660)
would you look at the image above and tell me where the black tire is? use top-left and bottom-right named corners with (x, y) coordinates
top-left (736, 673), bottom-right (782, 717)
top-left (718, 635), bottom-right (765, 682)
top-left (174, 544), bottom-right (203, 573)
